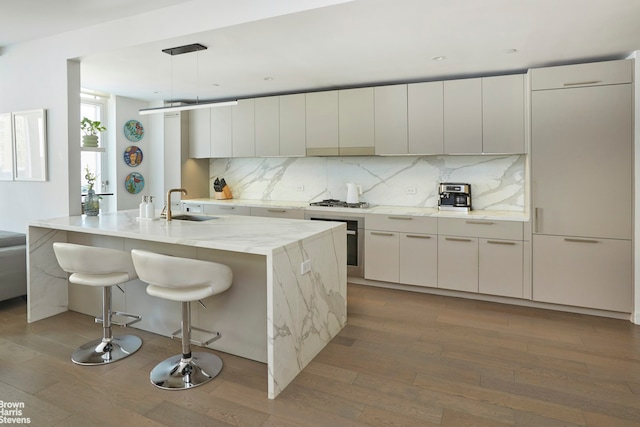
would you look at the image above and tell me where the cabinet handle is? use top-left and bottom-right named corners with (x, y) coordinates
top-left (563, 80), bottom-right (602, 86)
top-left (564, 238), bottom-right (599, 244)
top-left (406, 234), bottom-right (431, 239)
top-left (388, 216), bottom-right (412, 220)
top-left (487, 240), bottom-right (516, 246)
top-left (267, 209), bottom-right (286, 213)
top-left (219, 206), bottom-right (235, 210)
top-left (534, 207), bottom-right (541, 233)
top-left (371, 232), bottom-right (394, 237)
top-left (445, 237), bottom-right (472, 243)
top-left (466, 220), bottom-right (494, 225)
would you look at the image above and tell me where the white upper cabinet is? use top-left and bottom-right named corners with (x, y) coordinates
top-left (338, 87), bottom-right (375, 155)
top-left (279, 93), bottom-right (306, 157)
top-left (408, 81), bottom-right (444, 155)
top-left (255, 96), bottom-right (280, 157)
top-left (232, 99), bottom-right (255, 157)
top-left (482, 74), bottom-right (525, 154)
top-left (530, 59), bottom-right (632, 90)
top-left (374, 85), bottom-right (408, 155)
top-left (210, 106), bottom-right (233, 158)
top-left (443, 78), bottom-right (482, 154)
top-left (188, 108), bottom-right (211, 158)
top-left (306, 90), bottom-right (339, 156)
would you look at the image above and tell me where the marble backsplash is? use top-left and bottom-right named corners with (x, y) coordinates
top-left (209, 155), bottom-right (526, 212)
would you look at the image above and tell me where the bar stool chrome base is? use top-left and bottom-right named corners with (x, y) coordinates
top-left (72, 335), bottom-right (143, 366)
top-left (150, 352), bottom-right (222, 390)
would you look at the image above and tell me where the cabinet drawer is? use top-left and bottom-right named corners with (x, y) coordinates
top-left (203, 205), bottom-right (251, 216)
top-left (532, 235), bottom-right (632, 312)
top-left (438, 218), bottom-right (522, 240)
top-left (365, 214), bottom-right (437, 234)
top-left (530, 59), bottom-right (632, 90)
top-left (250, 207), bottom-right (305, 219)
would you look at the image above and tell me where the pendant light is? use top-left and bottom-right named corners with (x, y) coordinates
top-left (139, 43), bottom-right (237, 115)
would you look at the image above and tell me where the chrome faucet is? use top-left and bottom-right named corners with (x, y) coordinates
top-left (165, 188), bottom-right (187, 221)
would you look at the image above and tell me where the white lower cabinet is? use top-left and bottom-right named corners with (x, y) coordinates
top-left (250, 207), bottom-right (305, 219)
top-left (365, 214), bottom-right (437, 285)
top-left (203, 205), bottom-right (251, 216)
top-left (437, 236), bottom-right (478, 293)
top-left (364, 230), bottom-right (400, 283)
top-left (399, 233), bottom-right (437, 287)
top-left (532, 235), bottom-right (632, 312)
top-left (479, 238), bottom-right (523, 298)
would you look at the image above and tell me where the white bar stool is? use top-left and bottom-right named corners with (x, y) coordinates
top-left (130, 249), bottom-right (232, 390)
top-left (52, 242), bottom-right (142, 365)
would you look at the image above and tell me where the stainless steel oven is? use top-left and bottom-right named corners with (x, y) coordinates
top-left (305, 211), bottom-right (364, 277)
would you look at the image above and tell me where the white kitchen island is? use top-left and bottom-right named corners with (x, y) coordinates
top-left (26, 210), bottom-right (347, 399)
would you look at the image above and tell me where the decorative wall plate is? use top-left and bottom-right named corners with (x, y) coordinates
top-left (123, 120), bottom-right (144, 142)
top-left (125, 172), bottom-right (145, 194)
top-left (124, 145), bottom-right (143, 167)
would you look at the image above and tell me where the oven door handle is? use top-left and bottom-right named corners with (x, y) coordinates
top-left (346, 230), bottom-right (357, 236)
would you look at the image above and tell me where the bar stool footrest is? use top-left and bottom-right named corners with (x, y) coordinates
top-left (171, 327), bottom-right (221, 347)
top-left (95, 311), bottom-right (142, 327)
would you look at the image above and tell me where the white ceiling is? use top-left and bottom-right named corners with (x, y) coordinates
top-left (3, 0), bottom-right (640, 103)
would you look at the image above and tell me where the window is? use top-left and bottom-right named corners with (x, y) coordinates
top-left (81, 93), bottom-right (110, 209)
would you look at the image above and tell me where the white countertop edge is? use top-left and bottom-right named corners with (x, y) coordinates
top-left (27, 210), bottom-right (345, 256)
top-left (182, 198), bottom-right (529, 222)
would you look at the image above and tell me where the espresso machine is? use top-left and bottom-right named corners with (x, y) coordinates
top-left (438, 183), bottom-right (472, 212)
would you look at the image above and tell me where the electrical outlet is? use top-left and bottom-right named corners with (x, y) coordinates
top-left (405, 186), bottom-right (417, 195)
top-left (296, 184), bottom-right (305, 192)
top-left (301, 259), bottom-right (311, 275)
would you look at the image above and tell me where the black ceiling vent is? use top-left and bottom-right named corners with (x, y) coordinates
top-left (162, 43), bottom-right (207, 56)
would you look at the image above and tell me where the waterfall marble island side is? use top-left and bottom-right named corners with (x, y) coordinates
top-left (27, 210), bottom-right (347, 399)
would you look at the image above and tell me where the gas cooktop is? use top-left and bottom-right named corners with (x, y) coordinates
top-left (309, 199), bottom-right (371, 209)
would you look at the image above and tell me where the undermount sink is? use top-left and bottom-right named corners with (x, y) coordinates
top-left (171, 214), bottom-right (218, 222)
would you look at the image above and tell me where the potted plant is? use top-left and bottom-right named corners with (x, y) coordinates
top-left (83, 165), bottom-right (100, 216)
top-left (81, 117), bottom-right (106, 147)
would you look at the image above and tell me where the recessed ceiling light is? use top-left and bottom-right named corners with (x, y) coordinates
top-left (431, 56), bottom-right (446, 61)
top-left (211, 83), bottom-right (220, 87)
top-left (505, 49), bottom-right (518, 54)
top-left (264, 77), bottom-right (274, 81)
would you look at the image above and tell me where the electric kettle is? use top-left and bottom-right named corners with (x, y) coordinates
top-left (346, 182), bottom-right (362, 204)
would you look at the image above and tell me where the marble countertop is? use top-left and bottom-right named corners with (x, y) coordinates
top-left (183, 198), bottom-right (530, 222)
top-left (28, 209), bottom-right (345, 256)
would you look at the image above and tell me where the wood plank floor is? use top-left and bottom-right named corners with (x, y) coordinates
top-left (1, 284), bottom-right (640, 426)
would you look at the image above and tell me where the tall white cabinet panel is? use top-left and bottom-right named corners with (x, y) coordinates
top-left (306, 91), bottom-right (339, 156)
top-left (232, 99), bottom-right (255, 157)
top-left (437, 236), bottom-right (478, 293)
top-left (408, 81), bottom-right (444, 155)
top-left (338, 87), bottom-right (375, 155)
top-left (374, 85), bottom-right (408, 155)
top-left (188, 108), bottom-right (211, 158)
top-left (279, 93), bottom-right (306, 156)
top-left (255, 96), bottom-right (280, 157)
top-left (443, 78), bottom-right (482, 154)
top-left (210, 106), bottom-right (233, 158)
top-left (482, 75), bottom-right (525, 154)
top-left (531, 59), bottom-right (633, 313)
top-left (533, 235), bottom-right (632, 312)
top-left (531, 84), bottom-right (632, 239)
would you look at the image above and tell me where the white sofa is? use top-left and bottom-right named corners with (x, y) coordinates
top-left (0, 231), bottom-right (27, 302)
